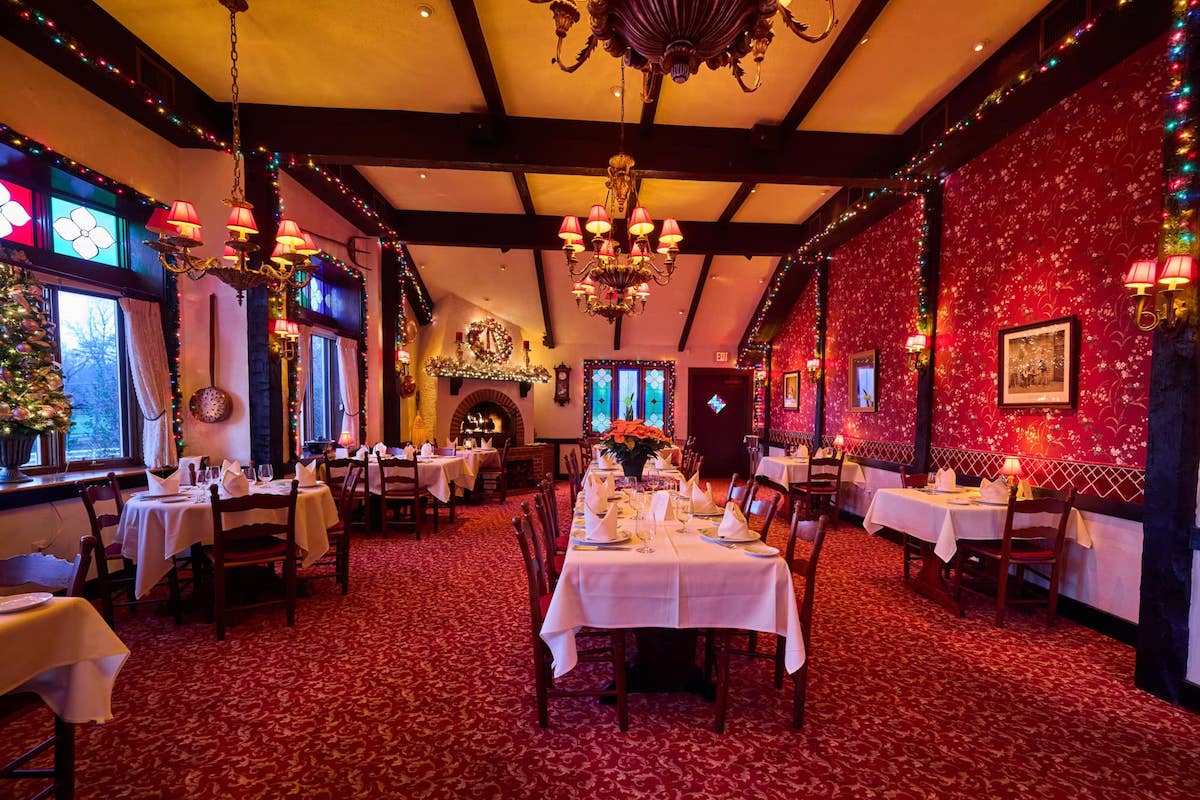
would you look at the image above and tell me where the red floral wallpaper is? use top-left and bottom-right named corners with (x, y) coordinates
top-left (825, 199), bottom-right (924, 448)
top-left (770, 278), bottom-right (818, 435)
top-left (933, 37), bottom-right (1166, 470)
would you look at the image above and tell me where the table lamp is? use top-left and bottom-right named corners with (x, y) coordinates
top-left (338, 431), bottom-right (354, 448)
top-left (1000, 456), bottom-right (1021, 481)
top-left (833, 434), bottom-right (845, 453)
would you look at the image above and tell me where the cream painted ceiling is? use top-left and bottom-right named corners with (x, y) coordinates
top-left (692, 257), bottom-right (779, 344)
top-left (407, 246), bottom-right (547, 335)
top-left (733, 184), bottom-right (838, 224)
top-left (359, 167), bottom-right (524, 214)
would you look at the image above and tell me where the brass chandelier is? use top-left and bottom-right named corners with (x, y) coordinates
top-left (144, 0), bottom-right (315, 304)
top-left (530, 0), bottom-right (837, 99)
top-left (558, 65), bottom-right (682, 322)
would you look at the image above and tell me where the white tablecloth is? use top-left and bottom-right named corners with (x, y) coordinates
top-left (594, 444), bottom-right (682, 466)
top-left (365, 457), bottom-right (466, 503)
top-left (862, 487), bottom-right (1092, 563)
top-left (0, 597), bottom-right (128, 723)
top-left (541, 503), bottom-right (805, 679)
top-left (456, 448), bottom-right (499, 490)
top-left (586, 465), bottom-right (686, 485)
top-left (115, 483), bottom-right (338, 598)
top-left (755, 455), bottom-right (865, 487)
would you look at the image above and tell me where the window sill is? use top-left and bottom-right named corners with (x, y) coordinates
top-left (0, 466), bottom-right (149, 512)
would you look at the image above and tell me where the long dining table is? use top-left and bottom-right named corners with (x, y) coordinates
top-left (115, 481), bottom-right (338, 598)
top-left (755, 454), bottom-right (866, 488)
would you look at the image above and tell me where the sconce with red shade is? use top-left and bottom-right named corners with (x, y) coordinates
top-left (805, 357), bottom-right (822, 383)
top-left (271, 316), bottom-right (299, 361)
top-left (1124, 254), bottom-right (1194, 332)
top-left (905, 333), bottom-right (930, 371)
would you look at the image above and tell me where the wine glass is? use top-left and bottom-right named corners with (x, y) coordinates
top-left (627, 485), bottom-right (641, 519)
top-left (243, 466), bottom-right (256, 484)
top-left (674, 496), bottom-right (692, 532)
top-left (636, 516), bottom-right (656, 554)
top-left (257, 463), bottom-right (274, 483)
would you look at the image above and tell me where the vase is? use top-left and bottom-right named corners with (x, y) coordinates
top-left (0, 432), bottom-right (37, 484)
top-left (622, 452), bottom-right (648, 479)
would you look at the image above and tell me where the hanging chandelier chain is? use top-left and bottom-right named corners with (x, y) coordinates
top-left (618, 58), bottom-right (626, 154)
top-left (228, 7), bottom-right (243, 202)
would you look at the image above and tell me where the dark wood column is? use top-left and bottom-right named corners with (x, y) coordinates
top-left (812, 256), bottom-right (830, 446)
top-left (380, 245), bottom-right (402, 444)
top-left (912, 184), bottom-right (943, 473)
top-left (242, 153), bottom-right (284, 470)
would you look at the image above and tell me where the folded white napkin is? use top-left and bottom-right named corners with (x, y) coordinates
top-left (146, 469), bottom-right (179, 496)
top-left (935, 468), bottom-right (957, 491)
top-left (177, 456), bottom-right (202, 486)
top-left (648, 490), bottom-right (674, 522)
top-left (465, 438), bottom-right (475, 449)
top-left (334, 447), bottom-right (348, 458)
top-left (597, 452), bottom-right (618, 470)
top-left (1018, 478), bottom-right (1033, 501)
top-left (653, 453), bottom-right (672, 470)
top-left (403, 444), bottom-right (416, 460)
top-left (221, 469), bottom-right (250, 498)
top-left (372, 442), bottom-right (388, 455)
top-left (221, 459), bottom-right (240, 476)
top-left (790, 445), bottom-right (809, 459)
top-left (295, 460), bottom-right (318, 488)
top-left (583, 491), bottom-right (609, 516)
top-left (678, 473), bottom-right (698, 497)
top-left (717, 503), bottom-right (755, 541)
top-left (483, 438), bottom-right (493, 449)
top-left (978, 477), bottom-right (1009, 504)
top-left (583, 504), bottom-right (621, 542)
top-left (418, 442), bottom-right (432, 458)
top-left (690, 481), bottom-right (721, 516)
top-left (355, 446), bottom-right (369, 460)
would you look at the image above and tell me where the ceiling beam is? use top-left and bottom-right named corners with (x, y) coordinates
top-left (448, 0), bottom-right (507, 116)
top-left (241, 106), bottom-right (906, 187)
top-left (639, 73), bottom-right (663, 130)
top-left (392, 210), bottom-right (801, 256)
top-left (531, 249), bottom-right (555, 349)
top-left (781, 0), bottom-right (892, 131)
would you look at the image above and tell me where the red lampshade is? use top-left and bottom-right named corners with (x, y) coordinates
top-left (1000, 456), bottom-right (1022, 477)
top-left (558, 215), bottom-right (583, 241)
top-left (270, 242), bottom-right (294, 266)
top-left (221, 245), bottom-right (239, 263)
top-left (1123, 258), bottom-right (1158, 290)
top-left (338, 431), bottom-right (354, 447)
top-left (581, 275), bottom-right (597, 295)
top-left (571, 280), bottom-right (589, 298)
top-left (276, 218), bottom-right (304, 247)
top-left (585, 204), bottom-right (612, 235)
top-left (566, 238), bottom-right (586, 253)
top-left (167, 200), bottom-right (201, 230)
top-left (146, 207), bottom-right (172, 235)
top-left (635, 282), bottom-right (651, 299)
top-left (628, 206), bottom-right (654, 237)
top-left (629, 242), bottom-right (647, 263)
top-left (296, 231), bottom-right (319, 257)
top-left (658, 218), bottom-right (683, 244)
top-left (225, 204), bottom-right (259, 236)
top-left (271, 318), bottom-right (291, 337)
top-left (598, 239), bottom-right (617, 258)
top-left (833, 434), bottom-right (845, 449)
top-left (286, 321), bottom-right (300, 339)
top-left (1159, 254), bottom-right (1195, 288)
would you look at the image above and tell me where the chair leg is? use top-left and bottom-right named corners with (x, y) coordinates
top-left (285, 553), bottom-right (297, 628)
top-left (995, 557), bottom-right (1009, 628)
top-left (432, 497), bottom-right (440, 532)
top-left (53, 713), bottom-right (74, 800)
top-left (902, 534), bottom-right (911, 581)
top-left (612, 631), bottom-right (628, 732)
top-left (167, 566), bottom-right (182, 626)
top-left (339, 536), bottom-right (350, 596)
top-left (792, 663), bottom-right (809, 730)
top-left (773, 637), bottom-right (785, 690)
top-left (534, 648), bottom-right (550, 729)
top-left (952, 551), bottom-right (965, 617)
top-left (214, 562), bottom-right (226, 641)
top-left (1047, 561), bottom-right (1061, 626)
top-left (714, 630), bottom-right (731, 734)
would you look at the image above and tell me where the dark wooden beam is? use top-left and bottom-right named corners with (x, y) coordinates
top-left (532, 249), bottom-right (555, 349)
top-left (280, 163), bottom-right (395, 239)
top-left (640, 73), bottom-right (663, 130)
top-left (241, 106), bottom-right (905, 187)
top-left (243, 153), bottom-right (284, 470)
top-left (911, 184), bottom-right (942, 473)
top-left (781, 0), bottom-right (892, 131)
top-left (513, 173), bottom-right (536, 215)
top-left (448, 0), bottom-right (507, 116)
top-left (380, 245), bottom-right (402, 444)
top-left (677, 184), bottom-right (756, 351)
top-left (393, 210), bottom-right (798, 255)
top-left (613, 316), bottom-right (622, 351)
top-left (812, 257), bottom-right (829, 447)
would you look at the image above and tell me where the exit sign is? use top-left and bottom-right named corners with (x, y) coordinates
top-left (715, 351), bottom-right (729, 363)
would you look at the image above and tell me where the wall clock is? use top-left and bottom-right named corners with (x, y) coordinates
top-left (554, 363), bottom-right (571, 406)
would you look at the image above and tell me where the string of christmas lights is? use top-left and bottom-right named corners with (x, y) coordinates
top-left (1163, 0), bottom-right (1200, 256)
top-left (383, 240), bottom-right (434, 322)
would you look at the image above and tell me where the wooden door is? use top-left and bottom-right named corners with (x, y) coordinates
top-left (687, 369), bottom-right (751, 479)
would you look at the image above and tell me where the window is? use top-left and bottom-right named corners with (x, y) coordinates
top-left (582, 360), bottom-right (675, 437)
top-left (50, 198), bottom-right (120, 266)
top-left (304, 333), bottom-right (342, 443)
top-left (0, 178), bottom-right (35, 246)
top-left (296, 274), bottom-right (331, 316)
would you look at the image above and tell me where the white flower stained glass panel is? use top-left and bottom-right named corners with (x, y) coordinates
top-left (50, 197), bottom-right (120, 267)
top-left (0, 179), bottom-right (34, 246)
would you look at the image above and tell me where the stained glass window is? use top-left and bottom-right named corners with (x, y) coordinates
top-left (707, 394), bottom-right (726, 415)
top-left (50, 197), bottom-right (119, 266)
top-left (583, 361), bottom-right (675, 436)
top-left (644, 369), bottom-right (665, 429)
top-left (617, 368), bottom-right (640, 421)
top-left (589, 368), bottom-right (612, 432)
top-left (296, 275), bottom-right (331, 316)
top-left (0, 178), bottom-right (34, 246)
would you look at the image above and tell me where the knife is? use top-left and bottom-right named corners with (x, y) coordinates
top-left (572, 545), bottom-right (634, 551)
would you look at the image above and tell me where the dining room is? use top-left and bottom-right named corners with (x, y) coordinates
top-left (2, 1), bottom-right (1200, 799)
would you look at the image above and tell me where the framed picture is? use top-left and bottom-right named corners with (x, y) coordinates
top-left (997, 316), bottom-right (1080, 408)
top-left (782, 371), bottom-right (800, 410)
top-left (848, 350), bottom-right (878, 413)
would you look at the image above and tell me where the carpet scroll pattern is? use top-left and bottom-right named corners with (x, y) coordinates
top-left (5, 484), bottom-right (1200, 799)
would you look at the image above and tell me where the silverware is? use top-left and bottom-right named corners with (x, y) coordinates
top-left (572, 545), bottom-right (633, 551)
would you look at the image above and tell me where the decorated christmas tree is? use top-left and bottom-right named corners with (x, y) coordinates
top-left (0, 259), bottom-right (72, 481)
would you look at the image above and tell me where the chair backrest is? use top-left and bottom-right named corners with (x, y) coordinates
top-left (297, 455), bottom-right (325, 483)
top-left (784, 512), bottom-right (829, 641)
top-left (565, 451), bottom-right (582, 505)
top-left (512, 513), bottom-right (552, 630)
top-left (578, 439), bottom-right (594, 469)
top-left (805, 455), bottom-right (843, 485)
top-left (727, 473), bottom-right (756, 513)
top-left (542, 472), bottom-right (560, 532)
top-left (79, 472), bottom-right (124, 584)
top-left (324, 455), bottom-right (366, 492)
top-left (0, 535), bottom-right (95, 598)
top-left (898, 468), bottom-right (929, 488)
top-left (375, 454), bottom-right (418, 499)
top-left (1003, 484), bottom-right (1077, 556)
top-left (335, 462), bottom-right (364, 522)
top-left (746, 493), bottom-right (780, 538)
top-left (747, 442), bottom-right (762, 476)
top-left (208, 482), bottom-right (298, 561)
top-left (497, 440), bottom-right (512, 469)
top-left (435, 446), bottom-right (456, 456)
top-left (531, 492), bottom-right (560, 589)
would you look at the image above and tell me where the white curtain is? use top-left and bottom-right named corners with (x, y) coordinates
top-left (118, 297), bottom-right (176, 468)
top-left (336, 336), bottom-right (360, 439)
top-left (295, 326), bottom-right (313, 457)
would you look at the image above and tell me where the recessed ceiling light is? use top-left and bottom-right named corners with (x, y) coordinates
top-left (678, 309), bottom-right (685, 315)
top-left (749, 187), bottom-right (757, 194)
top-left (758, 278), bottom-right (765, 283)
top-left (859, 35), bottom-right (869, 46)
top-left (418, 171), bottom-right (428, 179)
top-left (483, 296), bottom-right (491, 302)
top-left (416, 4), bottom-right (433, 19)
top-left (973, 40), bottom-right (988, 53)
top-left (419, 263), bottom-right (426, 269)
top-left (499, 264), bottom-right (507, 271)
top-left (611, 85), bottom-right (622, 98)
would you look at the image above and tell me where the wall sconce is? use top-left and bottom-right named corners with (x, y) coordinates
top-left (1124, 254), bottom-right (1194, 332)
top-left (271, 317), bottom-right (299, 360)
top-left (805, 357), bottom-right (822, 383)
top-left (904, 333), bottom-right (930, 371)
top-left (396, 347), bottom-right (412, 377)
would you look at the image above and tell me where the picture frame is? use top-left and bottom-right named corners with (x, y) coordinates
top-left (848, 350), bottom-right (878, 413)
top-left (997, 315), bottom-right (1080, 408)
top-left (781, 371), bottom-right (800, 410)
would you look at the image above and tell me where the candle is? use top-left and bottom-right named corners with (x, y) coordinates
top-left (455, 331), bottom-right (463, 342)
top-left (523, 340), bottom-right (530, 350)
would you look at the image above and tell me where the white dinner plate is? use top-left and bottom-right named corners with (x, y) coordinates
top-left (933, 488), bottom-right (967, 493)
top-left (743, 543), bottom-right (780, 558)
top-left (569, 535), bottom-right (632, 547)
top-left (158, 495), bottom-right (191, 504)
top-left (136, 492), bottom-right (187, 501)
top-left (947, 498), bottom-right (974, 506)
top-left (0, 592), bottom-right (53, 614)
top-left (694, 511), bottom-right (724, 518)
top-left (976, 499), bottom-right (1009, 506)
top-left (700, 533), bottom-right (759, 545)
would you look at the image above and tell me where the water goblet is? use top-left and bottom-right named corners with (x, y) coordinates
top-left (242, 466), bottom-right (256, 484)
top-left (636, 517), bottom-right (656, 554)
top-left (674, 497), bottom-right (692, 532)
top-left (257, 463), bottom-right (274, 483)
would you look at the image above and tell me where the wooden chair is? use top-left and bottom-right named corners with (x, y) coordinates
top-left (531, 492), bottom-right (563, 589)
top-left (512, 512), bottom-right (628, 731)
top-left (376, 454), bottom-right (425, 538)
top-left (477, 441), bottom-right (511, 503)
top-left (80, 473), bottom-right (183, 627)
top-left (790, 454), bottom-right (844, 528)
top-left (682, 452), bottom-right (704, 480)
top-left (744, 493), bottom-right (781, 541)
top-left (0, 535), bottom-right (96, 800)
top-left (955, 485), bottom-right (1077, 627)
top-left (324, 456), bottom-right (371, 533)
top-left (206, 481), bottom-right (299, 641)
top-left (713, 513), bottom-right (829, 732)
top-left (747, 442), bottom-right (762, 477)
top-left (898, 468), bottom-right (931, 581)
top-left (578, 439), bottom-right (594, 471)
top-left (565, 451), bottom-right (583, 508)
top-left (726, 473), bottom-right (756, 514)
top-left (308, 462), bottom-right (361, 595)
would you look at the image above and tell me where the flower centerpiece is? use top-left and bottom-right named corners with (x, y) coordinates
top-left (599, 419), bottom-right (673, 479)
top-left (0, 259), bottom-right (72, 482)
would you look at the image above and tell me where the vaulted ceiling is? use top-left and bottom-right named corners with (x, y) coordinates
top-left (78, 0), bottom-right (1055, 349)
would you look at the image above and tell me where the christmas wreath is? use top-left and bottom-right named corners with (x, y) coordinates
top-left (466, 318), bottom-right (513, 365)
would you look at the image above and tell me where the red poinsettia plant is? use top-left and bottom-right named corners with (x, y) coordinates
top-left (599, 419), bottom-right (672, 464)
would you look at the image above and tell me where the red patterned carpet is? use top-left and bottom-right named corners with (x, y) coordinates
top-left (7, 484), bottom-right (1200, 800)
